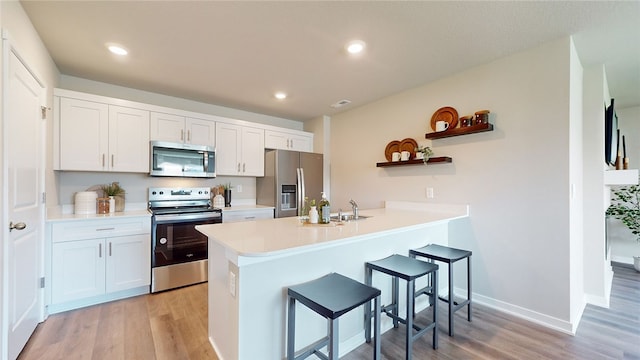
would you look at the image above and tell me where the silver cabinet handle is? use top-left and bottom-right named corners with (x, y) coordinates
top-left (237, 163), bottom-right (241, 172)
top-left (181, 129), bottom-right (184, 141)
top-left (243, 163), bottom-right (246, 172)
top-left (102, 154), bottom-right (105, 167)
top-left (99, 243), bottom-right (102, 258)
top-left (109, 242), bottom-right (112, 256)
top-left (9, 222), bottom-right (26, 232)
top-left (96, 227), bottom-right (115, 231)
top-left (187, 130), bottom-right (191, 142)
top-left (111, 154), bottom-right (114, 168)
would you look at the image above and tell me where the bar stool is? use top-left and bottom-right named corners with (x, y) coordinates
top-left (287, 273), bottom-right (381, 360)
top-left (409, 244), bottom-right (472, 337)
top-left (365, 254), bottom-right (439, 360)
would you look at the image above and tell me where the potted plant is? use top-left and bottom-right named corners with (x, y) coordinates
top-left (606, 182), bottom-right (640, 271)
top-left (100, 182), bottom-right (126, 212)
top-left (415, 145), bottom-right (434, 164)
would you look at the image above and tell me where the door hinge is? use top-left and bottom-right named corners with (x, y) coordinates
top-left (41, 106), bottom-right (47, 119)
top-left (40, 277), bottom-right (45, 288)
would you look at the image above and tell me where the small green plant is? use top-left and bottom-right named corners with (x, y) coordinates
top-left (606, 182), bottom-right (640, 243)
top-left (100, 182), bottom-right (125, 197)
top-left (415, 145), bottom-right (434, 164)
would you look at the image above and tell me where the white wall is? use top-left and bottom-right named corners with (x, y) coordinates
top-left (568, 39), bottom-right (585, 327)
top-left (330, 37), bottom-right (579, 332)
top-left (609, 105), bottom-right (640, 262)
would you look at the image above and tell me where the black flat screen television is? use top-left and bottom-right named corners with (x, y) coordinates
top-left (604, 99), bottom-right (618, 166)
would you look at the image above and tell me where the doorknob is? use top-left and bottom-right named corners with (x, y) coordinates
top-left (9, 222), bottom-right (26, 232)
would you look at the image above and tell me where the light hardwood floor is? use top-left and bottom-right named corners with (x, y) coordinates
top-left (19, 264), bottom-right (639, 360)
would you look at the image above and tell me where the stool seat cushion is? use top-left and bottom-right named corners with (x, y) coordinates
top-left (288, 273), bottom-right (381, 320)
top-left (366, 254), bottom-right (438, 281)
top-left (411, 244), bottom-right (472, 263)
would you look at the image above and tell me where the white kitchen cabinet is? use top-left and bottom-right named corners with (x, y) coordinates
top-left (49, 216), bottom-right (151, 311)
top-left (150, 112), bottom-right (215, 146)
top-left (216, 123), bottom-right (265, 176)
top-left (222, 207), bottom-right (274, 223)
top-left (58, 97), bottom-right (149, 172)
top-left (264, 129), bottom-right (313, 152)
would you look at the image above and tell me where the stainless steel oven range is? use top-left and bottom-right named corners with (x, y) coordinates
top-left (149, 187), bottom-right (221, 293)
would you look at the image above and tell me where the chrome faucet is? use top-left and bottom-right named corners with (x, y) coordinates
top-left (349, 199), bottom-right (359, 220)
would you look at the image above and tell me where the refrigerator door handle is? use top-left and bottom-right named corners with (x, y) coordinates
top-left (296, 168), bottom-right (301, 216)
top-left (298, 168), bottom-right (307, 215)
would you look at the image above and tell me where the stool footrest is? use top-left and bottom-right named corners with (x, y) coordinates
top-left (439, 295), bottom-right (471, 309)
top-left (292, 336), bottom-right (330, 360)
top-left (381, 305), bottom-right (435, 333)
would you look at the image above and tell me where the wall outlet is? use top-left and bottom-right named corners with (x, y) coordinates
top-left (426, 187), bottom-right (434, 199)
top-left (236, 185), bottom-right (242, 193)
top-left (229, 271), bottom-right (236, 297)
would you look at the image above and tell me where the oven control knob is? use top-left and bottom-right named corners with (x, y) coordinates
top-left (159, 237), bottom-right (168, 245)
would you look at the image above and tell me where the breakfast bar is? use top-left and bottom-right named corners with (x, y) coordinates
top-left (196, 201), bottom-right (469, 360)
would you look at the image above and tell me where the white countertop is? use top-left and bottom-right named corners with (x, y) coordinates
top-left (197, 201), bottom-right (468, 258)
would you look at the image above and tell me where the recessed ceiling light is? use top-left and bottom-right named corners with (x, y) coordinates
top-left (107, 45), bottom-right (128, 56)
top-left (346, 40), bottom-right (366, 55)
top-left (274, 92), bottom-right (287, 100)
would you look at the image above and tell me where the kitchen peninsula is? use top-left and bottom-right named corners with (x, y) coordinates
top-left (196, 201), bottom-right (468, 360)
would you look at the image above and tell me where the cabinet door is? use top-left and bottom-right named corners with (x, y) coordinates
top-left (215, 123), bottom-right (242, 175)
top-left (288, 134), bottom-right (313, 152)
top-left (105, 234), bottom-right (151, 293)
top-left (59, 98), bottom-right (109, 171)
top-left (150, 112), bottom-right (185, 143)
top-left (241, 127), bottom-right (265, 176)
top-left (108, 105), bottom-right (150, 172)
top-left (186, 118), bottom-right (216, 146)
top-left (264, 130), bottom-right (289, 150)
top-left (51, 239), bottom-right (106, 304)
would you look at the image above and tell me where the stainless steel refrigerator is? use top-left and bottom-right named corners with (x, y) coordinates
top-left (256, 149), bottom-right (323, 218)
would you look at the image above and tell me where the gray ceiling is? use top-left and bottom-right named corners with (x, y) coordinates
top-left (21, 1), bottom-right (640, 122)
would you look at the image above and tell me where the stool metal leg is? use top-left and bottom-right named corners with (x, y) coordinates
top-left (406, 279), bottom-right (415, 360)
top-left (432, 271), bottom-right (438, 349)
top-left (373, 295), bottom-right (381, 360)
top-left (365, 266), bottom-right (373, 343)
top-left (448, 262), bottom-right (454, 336)
top-left (392, 276), bottom-right (399, 328)
top-left (329, 318), bottom-right (339, 360)
top-left (287, 295), bottom-right (296, 359)
top-left (467, 256), bottom-right (472, 322)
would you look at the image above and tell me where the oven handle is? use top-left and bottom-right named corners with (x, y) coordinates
top-left (154, 212), bottom-right (222, 223)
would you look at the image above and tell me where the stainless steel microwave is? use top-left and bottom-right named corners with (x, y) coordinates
top-left (150, 141), bottom-right (216, 178)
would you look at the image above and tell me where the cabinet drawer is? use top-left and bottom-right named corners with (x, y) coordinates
top-left (52, 216), bottom-right (151, 242)
top-left (223, 209), bottom-right (274, 223)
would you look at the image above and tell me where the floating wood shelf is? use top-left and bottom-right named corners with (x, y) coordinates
top-left (376, 157), bottom-right (452, 167)
top-left (425, 123), bottom-right (493, 140)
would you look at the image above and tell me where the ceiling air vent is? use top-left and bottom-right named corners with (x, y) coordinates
top-left (330, 99), bottom-right (351, 108)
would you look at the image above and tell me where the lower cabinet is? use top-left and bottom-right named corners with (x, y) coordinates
top-left (49, 216), bottom-right (151, 312)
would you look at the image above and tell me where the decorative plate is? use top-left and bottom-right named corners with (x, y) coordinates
top-left (399, 138), bottom-right (418, 159)
top-left (384, 140), bottom-right (400, 161)
top-left (430, 106), bottom-right (459, 131)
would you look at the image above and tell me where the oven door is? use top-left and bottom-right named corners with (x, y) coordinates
top-left (152, 212), bottom-right (221, 268)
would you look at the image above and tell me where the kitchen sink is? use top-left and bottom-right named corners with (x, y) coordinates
top-left (331, 215), bottom-right (371, 222)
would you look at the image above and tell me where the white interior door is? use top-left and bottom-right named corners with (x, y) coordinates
top-left (4, 46), bottom-right (45, 360)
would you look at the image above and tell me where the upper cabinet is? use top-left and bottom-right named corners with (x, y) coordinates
top-left (265, 129), bottom-right (313, 152)
top-left (58, 97), bottom-right (149, 172)
top-left (150, 112), bottom-right (215, 147)
top-left (216, 123), bottom-right (265, 176)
